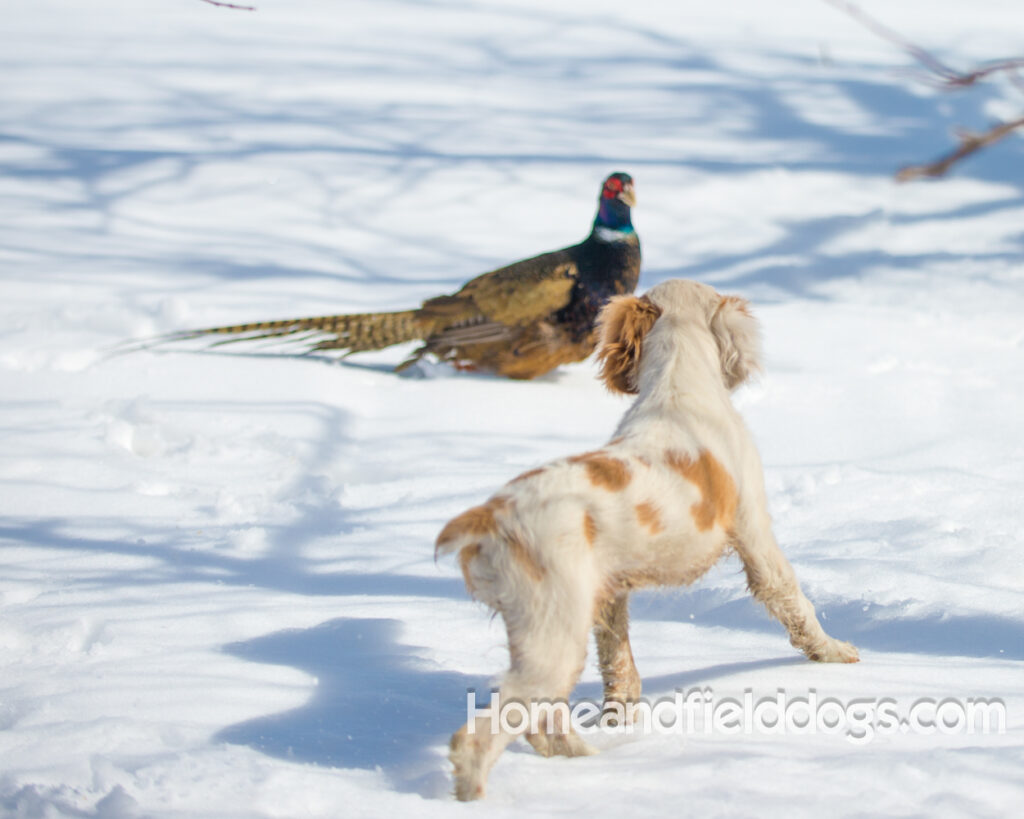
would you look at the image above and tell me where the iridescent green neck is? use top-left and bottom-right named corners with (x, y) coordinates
top-left (594, 197), bottom-right (634, 234)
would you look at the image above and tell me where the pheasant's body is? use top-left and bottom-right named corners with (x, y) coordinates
top-left (162, 173), bottom-right (641, 380)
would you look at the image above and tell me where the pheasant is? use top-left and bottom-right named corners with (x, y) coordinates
top-left (161, 172), bottom-right (640, 380)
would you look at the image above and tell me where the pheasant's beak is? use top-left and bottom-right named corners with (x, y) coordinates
top-left (618, 183), bottom-right (636, 208)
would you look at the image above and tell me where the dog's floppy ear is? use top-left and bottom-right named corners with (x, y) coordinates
top-left (710, 295), bottom-right (761, 389)
top-left (596, 294), bottom-right (663, 394)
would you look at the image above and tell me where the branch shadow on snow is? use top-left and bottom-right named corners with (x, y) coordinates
top-left (4, 9), bottom-right (1023, 315)
top-left (0, 518), bottom-right (466, 601)
top-left (647, 206), bottom-right (1024, 302)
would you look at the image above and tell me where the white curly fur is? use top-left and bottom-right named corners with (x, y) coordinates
top-left (436, 279), bottom-right (858, 801)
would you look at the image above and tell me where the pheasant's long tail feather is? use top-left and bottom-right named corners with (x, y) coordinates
top-left (309, 309), bottom-right (429, 352)
top-left (149, 309), bottom-right (431, 354)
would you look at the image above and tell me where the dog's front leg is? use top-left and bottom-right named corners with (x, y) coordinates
top-left (594, 593), bottom-right (642, 718)
top-left (734, 506), bottom-right (859, 664)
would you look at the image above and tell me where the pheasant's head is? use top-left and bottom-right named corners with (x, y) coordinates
top-left (602, 172), bottom-right (636, 207)
top-left (594, 172), bottom-right (636, 236)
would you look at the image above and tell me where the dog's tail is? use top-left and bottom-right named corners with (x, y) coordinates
top-left (435, 500), bottom-right (502, 561)
top-left (436, 496), bottom-right (549, 606)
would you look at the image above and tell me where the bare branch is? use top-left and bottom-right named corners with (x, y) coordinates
top-left (822, 0), bottom-right (1024, 92)
top-left (823, 0), bottom-right (1024, 180)
top-left (896, 116), bottom-right (1024, 181)
top-left (938, 59), bottom-right (1024, 90)
top-left (822, 0), bottom-right (961, 82)
top-left (199, 0), bottom-right (256, 10)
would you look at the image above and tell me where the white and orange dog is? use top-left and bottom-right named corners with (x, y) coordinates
top-left (436, 279), bottom-right (858, 800)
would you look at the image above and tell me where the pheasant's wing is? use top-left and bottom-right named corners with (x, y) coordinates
top-left (420, 247), bottom-right (579, 330)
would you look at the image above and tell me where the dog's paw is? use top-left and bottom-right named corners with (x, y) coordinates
top-left (810, 639), bottom-right (859, 664)
top-left (450, 725), bottom-right (488, 801)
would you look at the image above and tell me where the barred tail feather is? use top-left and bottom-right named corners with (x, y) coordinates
top-left (311, 309), bottom-right (429, 352)
top-left (165, 309), bottom-right (430, 354)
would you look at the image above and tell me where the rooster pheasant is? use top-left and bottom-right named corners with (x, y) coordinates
top-left (161, 172), bottom-right (640, 379)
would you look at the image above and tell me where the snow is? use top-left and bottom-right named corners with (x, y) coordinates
top-left (2, 0), bottom-right (1023, 815)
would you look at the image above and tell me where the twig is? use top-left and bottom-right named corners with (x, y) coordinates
top-left (896, 116), bottom-right (1024, 181)
top-left (823, 0), bottom-right (1024, 92)
top-left (822, 0), bottom-right (1024, 179)
top-left (199, 0), bottom-right (256, 10)
top-left (937, 59), bottom-right (1024, 90)
top-left (822, 0), bottom-right (961, 83)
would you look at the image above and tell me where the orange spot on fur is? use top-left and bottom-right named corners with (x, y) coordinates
top-left (634, 502), bottom-right (664, 534)
top-left (583, 511), bottom-right (598, 546)
top-left (664, 450), bottom-right (737, 532)
top-left (569, 452), bottom-right (631, 491)
top-left (510, 467), bottom-right (546, 484)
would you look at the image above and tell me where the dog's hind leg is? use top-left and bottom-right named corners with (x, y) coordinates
top-left (594, 592), bottom-right (641, 721)
top-left (734, 508), bottom-right (859, 663)
top-left (449, 712), bottom-right (517, 802)
top-left (449, 576), bottom-right (597, 800)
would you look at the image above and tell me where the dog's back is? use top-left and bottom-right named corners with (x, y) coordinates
top-left (436, 435), bottom-right (741, 615)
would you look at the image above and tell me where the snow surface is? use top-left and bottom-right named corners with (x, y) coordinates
top-left (2, 0), bottom-right (1023, 815)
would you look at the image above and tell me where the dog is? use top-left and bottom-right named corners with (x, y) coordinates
top-left (436, 279), bottom-right (858, 800)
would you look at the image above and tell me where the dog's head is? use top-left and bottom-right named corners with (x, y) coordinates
top-left (596, 279), bottom-right (762, 394)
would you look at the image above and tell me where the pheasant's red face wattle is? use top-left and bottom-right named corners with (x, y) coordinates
top-left (601, 173), bottom-right (636, 208)
top-left (602, 176), bottom-right (624, 199)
